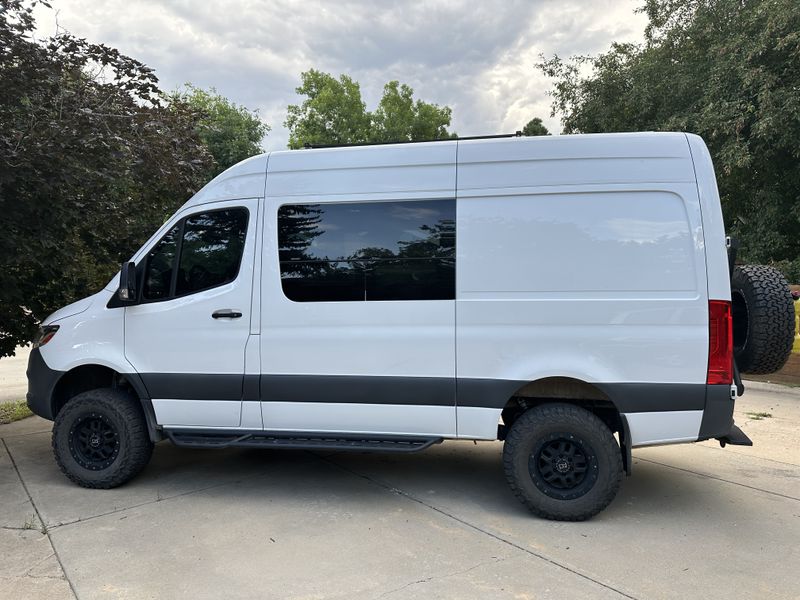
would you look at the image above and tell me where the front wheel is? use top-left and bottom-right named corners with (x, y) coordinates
top-left (503, 403), bottom-right (622, 521)
top-left (52, 388), bottom-right (153, 488)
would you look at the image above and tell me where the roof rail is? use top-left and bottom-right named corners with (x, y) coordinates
top-left (302, 132), bottom-right (523, 150)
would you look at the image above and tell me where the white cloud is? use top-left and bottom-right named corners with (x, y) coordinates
top-left (33, 0), bottom-right (647, 151)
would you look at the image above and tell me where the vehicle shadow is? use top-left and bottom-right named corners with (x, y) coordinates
top-left (135, 440), bottom-right (737, 524)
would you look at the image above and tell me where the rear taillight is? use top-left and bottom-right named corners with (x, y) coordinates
top-left (707, 300), bottom-right (732, 385)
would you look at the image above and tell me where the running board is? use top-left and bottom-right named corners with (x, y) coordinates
top-left (164, 429), bottom-right (443, 453)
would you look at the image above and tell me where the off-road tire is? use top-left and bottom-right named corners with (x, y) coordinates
top-left (731, 264), bottom-right (794, 374)
top-left (52, 388), bottom-right (153, 488)
top-left (503, 403), bottom-right (622, 521)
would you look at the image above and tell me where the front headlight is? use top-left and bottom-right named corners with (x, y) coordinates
top-left (32, 325), bottom-right (59, 349)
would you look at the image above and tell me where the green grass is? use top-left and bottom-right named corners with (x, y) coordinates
top-left (0, 400), bottom-right (33, 425)
top-left (745, 411), bottom-right (772, 421)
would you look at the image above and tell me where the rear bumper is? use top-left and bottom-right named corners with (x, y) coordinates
top-left (717, 424), bottom-right (753, 447)
top-left (621, 383), bottom-right (746, 448)
top-left (698, 383), bottom-right (751, 446)
top-left (697, 384), bottom-right (736, 441)
top-left (25, 348), bottom-right (61, 421)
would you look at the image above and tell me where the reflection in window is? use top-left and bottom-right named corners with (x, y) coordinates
top-left (142, 225), bottom-right (180, 300)
top-left (141, 208), bottom-right (248, 302)
top-left (278, 200), bottom-right (455, 302)
top-left (176, 209), bottom-right (248, 296)
top-left (280, 261), bottom-right (364, 302)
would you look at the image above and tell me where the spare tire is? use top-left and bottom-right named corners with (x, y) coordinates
top-left (731, 264), bottom-right (794, 374)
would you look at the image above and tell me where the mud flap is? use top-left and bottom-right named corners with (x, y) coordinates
top-left (619, 414), bottom-right (633, 475)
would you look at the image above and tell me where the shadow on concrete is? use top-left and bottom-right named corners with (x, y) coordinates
top-left (5, 425), bottom-right (742, 530)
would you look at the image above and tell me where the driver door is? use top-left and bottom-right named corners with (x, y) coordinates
top-left (124, 198), bottom-right (259, 427)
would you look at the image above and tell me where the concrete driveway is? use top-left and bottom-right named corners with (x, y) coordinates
top-left (1, 383), bottom-right (798, 600)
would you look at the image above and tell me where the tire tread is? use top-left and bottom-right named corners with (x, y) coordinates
top-left (52, 388), bottom-right (153, 489)
top-left (502, 404), bottom-right (622, 521)
top-left (732, 264), bottom-right (794, 374)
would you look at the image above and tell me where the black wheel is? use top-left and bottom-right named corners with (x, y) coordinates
top-left (503, 403), bottom-right (622, 521)
top-left (52, 388), bottom-right (153, 488)
top-left (731, 264), bottom-right (794, 374)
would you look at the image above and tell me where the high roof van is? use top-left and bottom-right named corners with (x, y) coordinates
top-left (26, 132), bottom-right (794, 520)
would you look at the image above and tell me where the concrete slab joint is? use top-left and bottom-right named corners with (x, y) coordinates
top-left (0, 382), bottom-right (797, 599)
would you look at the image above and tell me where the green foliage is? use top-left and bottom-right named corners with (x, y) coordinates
top-left (285, 70), bottom-right (371, 149)
top-left (538, 0), bottom-right (800, 278)
top-left (285, 70), bottom-right (455, 148)
top-left (744, 411), bottom-right (772, 420)
top-left (372, 81), bottom-right (455, 143)
top-left (0, 0), bottom-right (213, 357)
top-left (522, 117), bottom-right (550, 136)
top-left (0, 399), bottom-right (32, 424)
top-left (171, 84), bottom-right (269, 177)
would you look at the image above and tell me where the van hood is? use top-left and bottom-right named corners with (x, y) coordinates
top-left (43, 294), bottom-right (96, 325)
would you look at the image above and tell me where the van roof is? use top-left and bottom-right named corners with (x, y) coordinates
top-left (183, 131), bottom-right (695, 210)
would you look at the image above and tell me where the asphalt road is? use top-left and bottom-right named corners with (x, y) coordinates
top-left (1, 377), bottom-right (798, 599)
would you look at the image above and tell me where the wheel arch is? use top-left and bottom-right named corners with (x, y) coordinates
top-left (498, 376), bottom-right (632, 474)
top-left (50, 364), bottom-right (160, 442)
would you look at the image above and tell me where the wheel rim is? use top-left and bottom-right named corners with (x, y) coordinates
top-left (68, 413), bottom-right (120, 471)
top-left (529, 433), bottom-right (599, 500)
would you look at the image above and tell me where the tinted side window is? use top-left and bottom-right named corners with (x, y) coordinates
top-left (176, 209), bottom-right (248, 296)
top-left (278, 199), bottom-right (455, 302)
top-left (140, 208), bottom-right (248, 302)
top-left (143, 225), bottom-right (180, 300)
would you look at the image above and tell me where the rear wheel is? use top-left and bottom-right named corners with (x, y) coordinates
top-left (503, 403), bottom-right (622, 521)
top-left (52, 388), bottom-right (153, 488)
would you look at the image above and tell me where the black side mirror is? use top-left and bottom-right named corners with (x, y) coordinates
top-left (118, 262), bottom-right (137, 302)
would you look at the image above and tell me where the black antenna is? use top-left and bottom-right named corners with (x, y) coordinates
top-left (303, 132), bottom-right (523, 150)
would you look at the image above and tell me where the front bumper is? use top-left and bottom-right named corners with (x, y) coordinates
top-left (25, 347), bottom-right (62, 421)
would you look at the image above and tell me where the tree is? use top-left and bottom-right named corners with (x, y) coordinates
top-left (522, 117), bottom-right (550, 136)
top-left (0, 1), bottom-right (213, 357)
top-left (171, 84), bottom-right (269, 177)
top-left (371, 81), bottom-right (455, 143)
top-left (285, 70), bottom-right (455, 148)
top-left (285, 70), bottom-right (371, 149)
top-left (538, 0), bottom-right (800, 279)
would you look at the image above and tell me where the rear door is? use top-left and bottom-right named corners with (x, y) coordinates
top-left (125, 198), bottom-right (259, 427)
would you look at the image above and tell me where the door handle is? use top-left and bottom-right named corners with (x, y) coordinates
top-left (212, 309), bottom-right (243, 319)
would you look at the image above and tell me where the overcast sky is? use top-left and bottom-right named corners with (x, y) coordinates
top-left (33, 0), bottom-right (647, 151)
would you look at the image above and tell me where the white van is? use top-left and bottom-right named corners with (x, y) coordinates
top-left (27, 132), bottom-right (792, 521)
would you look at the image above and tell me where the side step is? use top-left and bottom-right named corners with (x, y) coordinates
top-left (164, 429), bottom-right (443, 453)
top-left (717, 424), bottom-right (753, 448)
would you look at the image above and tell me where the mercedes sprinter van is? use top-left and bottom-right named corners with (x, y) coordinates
top-left (29, 132), bottom-right (790, 520)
